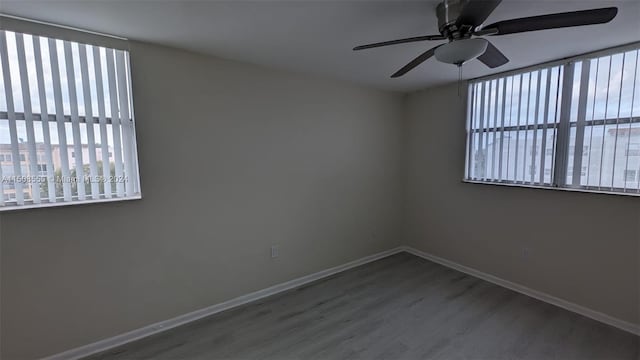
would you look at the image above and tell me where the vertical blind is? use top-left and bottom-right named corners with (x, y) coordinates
top-left (0, 29), bottom-right (140, 209)
top-left (465, 45), bottom-right (640, 195)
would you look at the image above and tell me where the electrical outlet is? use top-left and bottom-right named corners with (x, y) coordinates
top-left (271, 245), bottom-right (279, 258)
top-left (522, 247), bottom-right (531, 259)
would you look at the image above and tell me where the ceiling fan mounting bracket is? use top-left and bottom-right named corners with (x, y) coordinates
top-left (436, 0), bottom-right (465, 31)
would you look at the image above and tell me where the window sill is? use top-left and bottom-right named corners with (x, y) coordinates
top-left (462, 179), bottom-right (640, 198)
top-left (0, 194), bottom-right (142, 212)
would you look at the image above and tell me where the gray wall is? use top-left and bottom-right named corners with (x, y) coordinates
top-left (0, 41), bottom-right (406, 359)
top-left (404, 83), bottom-right (640, 328)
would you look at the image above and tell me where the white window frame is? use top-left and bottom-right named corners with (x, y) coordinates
top-left (464, 41), bottom-right (640, 197)
top-left (0, 15), bottom-right (142, 211)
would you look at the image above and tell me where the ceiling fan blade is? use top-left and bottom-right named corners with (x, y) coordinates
top-left (477, 41), bottom-right (508, 68)
top-left (353, 35), bottom-right (446, 51)
top-left (456, 0), bottom-right (502, 28)
top-left (391, 45), bottom-right (441, 78)
top-left (482, 7), bottom-right (618, 36)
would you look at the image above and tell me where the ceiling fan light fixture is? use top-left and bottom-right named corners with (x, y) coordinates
top-left (435, 38), bottom-right (488, 66)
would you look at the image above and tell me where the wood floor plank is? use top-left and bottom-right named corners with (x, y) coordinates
top-left (86, 252), bottom-right (639, 360)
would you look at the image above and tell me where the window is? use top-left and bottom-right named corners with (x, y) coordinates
top-left (567, 166), bottom-right (588, 177)
top-left (569, 146), bottom-right (589, 156)
top-left (624, 170), bottom-right (638, 182)
top-left (465, 45), bottom-right (640, 195)
top-left (0, 28), bottom-right (141, 210)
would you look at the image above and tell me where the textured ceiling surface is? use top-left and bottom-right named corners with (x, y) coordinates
top-left (1, 0), bottom-right (638, 92)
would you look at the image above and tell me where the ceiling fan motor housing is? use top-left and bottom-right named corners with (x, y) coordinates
top-left (436, 0), bottom-right (474, 39)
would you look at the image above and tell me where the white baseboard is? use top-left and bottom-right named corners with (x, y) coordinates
top-left (401, 246), bottom-right (640, 337)
top-left (43, 247), bottom-right (405, 360)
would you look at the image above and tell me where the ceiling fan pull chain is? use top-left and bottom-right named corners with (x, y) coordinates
top-left (458, 64), bottom-right (463, 97)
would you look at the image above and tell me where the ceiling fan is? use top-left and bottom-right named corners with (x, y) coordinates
top-left (353, 0), bottom-right (618, 78)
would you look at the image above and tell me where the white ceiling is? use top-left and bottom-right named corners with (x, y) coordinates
top-left (1, 0), bottom-right (638, 92)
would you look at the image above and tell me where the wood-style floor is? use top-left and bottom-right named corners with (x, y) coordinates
top-left (87, 252), bottom-right (639, 360)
